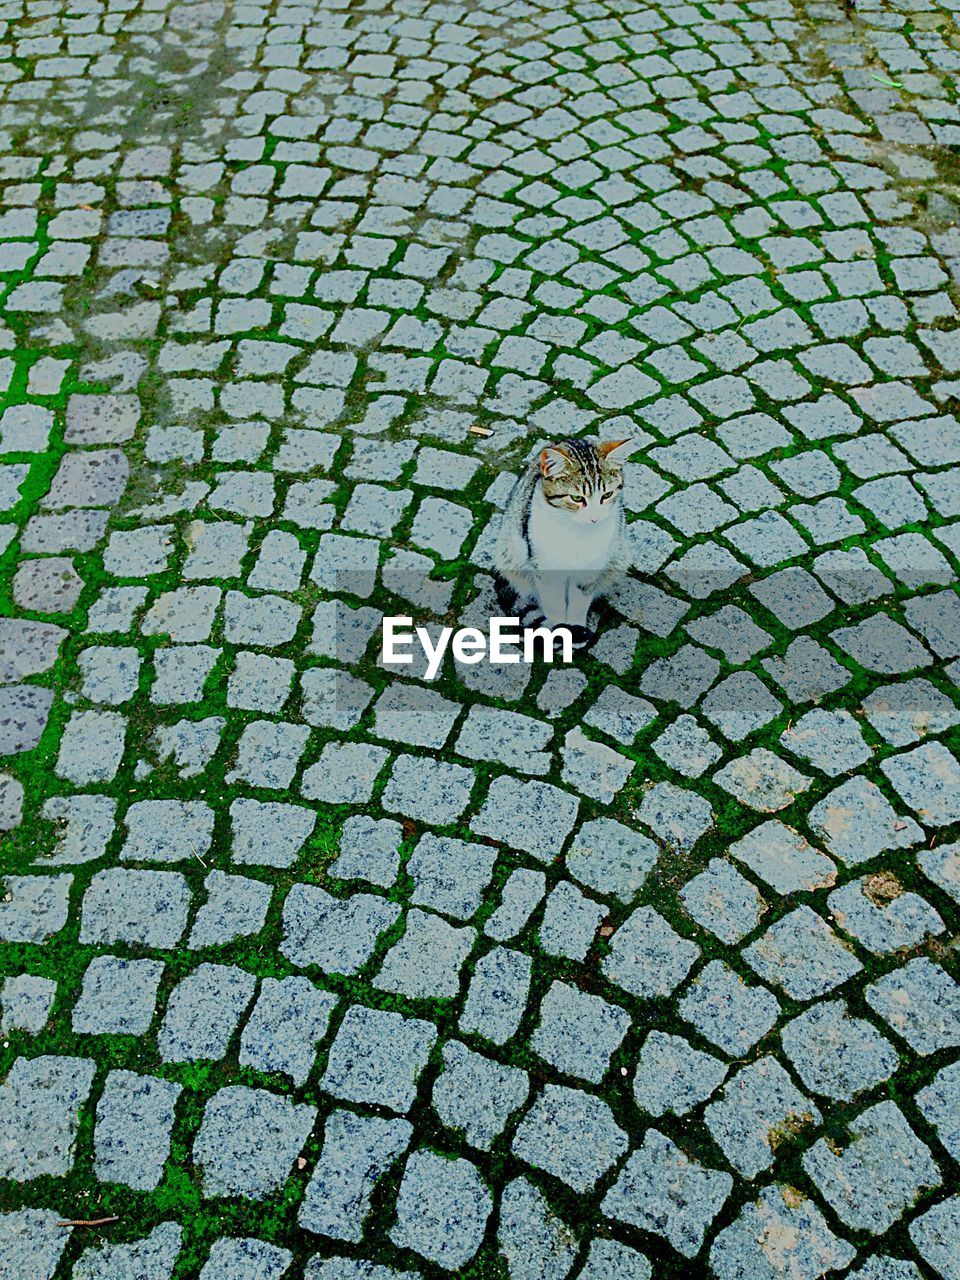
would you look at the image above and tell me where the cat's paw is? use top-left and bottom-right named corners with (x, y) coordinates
top-left (565, 624), bottom-right (594, 649)
top-left (538, 619), bottom-right (593, 650)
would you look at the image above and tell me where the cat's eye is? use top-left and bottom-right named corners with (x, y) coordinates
top-left (601, 491), bottom-right (614, 502)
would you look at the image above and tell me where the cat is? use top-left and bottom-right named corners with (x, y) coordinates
top-left (492, 437), bottom-right (633, 648)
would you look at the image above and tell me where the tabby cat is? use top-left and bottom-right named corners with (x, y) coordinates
top-left (492, 437), bottom-right (633, 647)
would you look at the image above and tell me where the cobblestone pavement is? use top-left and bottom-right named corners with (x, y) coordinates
top-left (2, 0), bottom-right (960, 1275)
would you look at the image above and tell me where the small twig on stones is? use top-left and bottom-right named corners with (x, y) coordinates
top-left (57, 1216), bottom-right (119, 1227)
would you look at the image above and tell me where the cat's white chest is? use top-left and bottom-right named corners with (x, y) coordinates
top-left (528, 496), bottom-right (616, 572)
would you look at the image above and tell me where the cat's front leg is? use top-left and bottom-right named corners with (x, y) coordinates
top-left (534, 574), bottom-right (569, 631)
top-left (563, 581), bottom-right (592, 628)
top-left (535, 576), bottom-right (593, 648)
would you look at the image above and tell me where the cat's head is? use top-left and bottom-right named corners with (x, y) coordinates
top-left (538, 437), bottom-right (632, 524)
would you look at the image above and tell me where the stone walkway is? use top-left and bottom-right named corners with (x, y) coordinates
top-left (1, 0), bottom-right (960, 1276)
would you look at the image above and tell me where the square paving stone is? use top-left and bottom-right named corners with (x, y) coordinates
top-left (848, 1257), bottom-right (923, 1280)
top-left (72, 955), bottom-right (164, 1036)
top-left (431, 1040), bottom-right (529, 1151)
top-left (710, 1185), bottom-right (855, 1280)
top-left (745, 905), bottom-right (862, 1001)
top-left (0, 685), bottom-right (54, 753)
top-left (603, 905), bottom-right (699, 999)
top-left (633, 1030), bottom-right (727, 1119)
top-left (389, 1150), bottom-right (492, 1270)
top-left (583, 686), bottom-right (656, 745)
top-left (828, 876), bottom-right (943, 954)
top-left (158, 963), bottom-right (256, 1062)
top-left (781, 999), bottom-right (898, 1101)
top-left (808, 775), bottom-right (922, 865)
top-left (0, 874), bottom-right (71, 943)
top-left (460, 947), bottom-right (532, 1045)
top-left (803, 1100), bottom-right (940, 1234)
top-left (459, 705), bottom-right (553, 776)
top-left (919, 840), bottom-right (960, 905)
top-left (513, 1084), bottom-right (627, 1192)
top-left (224, 591), bottom-right (301, 647)
top-left (498, 1175), bottom-right (579, 1280)
top-left (470, 775), bottom-right (579, 861)
top-left (94, 1069), bottom-right (182, 1191)
top-left (374, 908), bottom-right (476, 999)
top-left (407, 834), bottom-right (498, 919)
top-left (73, 1223), bottom-right (182, 1280)
top-left (565, 818), bottom-right (659, 904)
top-left (779, 708), bottom-right (871, 775)
top-left (713, 748), bottom-right (811, 812)
top-left (701, 671), bottom-right (783, 741)
top-left (680, 858), bottom-right (766, 944)
top-left (0, 618), bottom-right (65, 683)
top-left (917, 1061), bottom-right (960, 1162)
top-left (282, 884), bottom-right (400, 976)
top-left (372, 683), bottom-right (462, 749)
top-left (303, 1259), bottom-right (415, 1280)
top-left (151, 712), bottom-right (223, 778)
top-left (0, 1208), bottom-right (71, 1280)
top-left (301, 741), bottom-right (389, 805)
top-left (0, 773), bottom-right (22, 833)
top-left (150, 644), bottom-right (220, 704)
top-left (705, 1056), bottom-right (821, 1179)
top-left (194, 1085), bottom-right (316, 1200)
top-left (381, 754), bottom-right (475, 825)
top-left (866, 958), bottom-right (960, 1055)
top-left (41, 794), bottom-right (116, 866)
top-left (228, 652), bottom-right (295, 713)
top-left (531, 981), bottom-right (630, 1084)
top-left (300, 667), bottom-right (373, 731)
top-left (300, 1110), bottom-right (411, 1241)
top-left (832, 614), bottom-right (931, 674)
top-left (142, 587), bottom-right (221, 643)
top-left (881, 742), bottom-right (960, 827)
top-left (602, 1129), bottom-right (732, 1259)
top-left (862, 679), bottom-right (960, 747)
top-left (240, 977), bottom-right (338, 1087)
top-left (910, 1197), bottom-right (960, 1280)
top-left (0, 1054), bottom-right (96, 1179)
top-left (580, 1239), bottom-right (652, 1280)
top-left (80, 868), bottom-right (191, 947)
top-left (14, 557), bottom-right (84, 615)
top-left (200, 1238), bottom-right (293, 1280)
top-left (331, 815), bottom-right (403, 889)
top-left (679, 959), bottom-right (781, 1057)
top-left (189, 870), bottom-right (272, 948)
top-left (762, 636), bottom-right (852, 703)
top-left (1, 975), bottom-right (56, 1034)
top-left (321, 1005), bottom-right (437, 1113)
top-left (538, 881), bottom-right (604, 962)
top-left (227, 721), bottom-right (310, 790)
top-left (56, 710), bottom-right (126, 784)
top-left (686, 605), bottom-right (772, 665)
top-left (652, 714), bottom-right (722, 778)
top-left (120, 799), bottom-right (214, 863)
top-left (729, 820), bottom-right (837, 894)
top-left (749, 567), bottom-right (834, 630)
top-left (485, 869), bottom-right (545, 942)
top-left (561, 727), bottom-right (635, 802)
top-left (638, 780), bottom-right (713, 850)
top-left (230, 798), bottom-right (316, 869)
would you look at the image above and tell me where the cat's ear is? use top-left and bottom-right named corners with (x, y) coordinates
top-left (540, 445), bottom-right (571, 478)
top-left (599, 438), bottom-right (633, 464)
